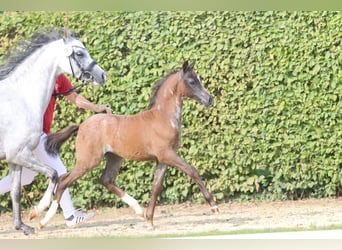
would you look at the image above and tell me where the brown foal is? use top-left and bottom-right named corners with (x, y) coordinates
top-left (38, 61), bottom-right (219, 230)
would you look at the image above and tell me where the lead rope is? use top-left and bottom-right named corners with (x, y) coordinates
top-left (52, 79), bottom-right (89, 98)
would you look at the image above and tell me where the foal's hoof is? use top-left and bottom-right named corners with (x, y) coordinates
top-left (38, 222), bottom-right (44, 230)
top-left (136, 212), bottom-right (145, 220)
top-left (29, 206), bottom-right (38, 220)
top-left (146, 224), bottom-right (155, 231)
top-left (211, 205), bottom-right (219, 214)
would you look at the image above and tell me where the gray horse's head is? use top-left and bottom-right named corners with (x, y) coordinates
top-left (62, 29), bottom-right (106, 85)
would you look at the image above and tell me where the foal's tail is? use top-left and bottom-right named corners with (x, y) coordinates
top-left (45, 125), bottom-right (79, 156)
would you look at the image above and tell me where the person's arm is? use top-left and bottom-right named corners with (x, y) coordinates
top-left (65, 92), bottom-right (112, 114)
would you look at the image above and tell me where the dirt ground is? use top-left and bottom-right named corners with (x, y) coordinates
top-left (0, 197), bottom-right (341, 239)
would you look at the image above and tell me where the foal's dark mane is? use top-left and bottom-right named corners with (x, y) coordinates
top-left (146, 70), bottom-right (178, 110)
top-left (0, 28), bottom-right (76, 80)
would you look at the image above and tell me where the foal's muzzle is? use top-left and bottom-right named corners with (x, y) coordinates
top-left (207, 95), bottom-right (214, 106)
top-left (204, 94), bottom-right (214, 107)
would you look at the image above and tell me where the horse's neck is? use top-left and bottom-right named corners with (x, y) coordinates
top-left (153, 75), bottom-right (184, 128)
top-left (8, 41), bottom-right (64, 114)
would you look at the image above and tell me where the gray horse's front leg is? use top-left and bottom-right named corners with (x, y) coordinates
top-left (10, 164), bottom-right (35, 235)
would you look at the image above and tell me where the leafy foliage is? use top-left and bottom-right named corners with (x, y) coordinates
top-left (0, 11), bottom-right (341, 212)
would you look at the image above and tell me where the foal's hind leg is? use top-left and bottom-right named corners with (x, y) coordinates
top-left (29, 177), bottom-right (60, 220)
top-left (10, 164), bottom-right (35, 235)
top-left (40, 138), bottom-right (105, 228)
top-left (99, 153), bottom-right (143, 217)
top-left (145, 163), bottom-right (168, 230)
top-left (39, 167), bottom-right (89, 228)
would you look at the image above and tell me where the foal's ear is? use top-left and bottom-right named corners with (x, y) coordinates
top-left (182, 61), bottom-right (195, 74)
top-left (182, 61), bottom-right (189, 73)
top-left (181, 61), bottom-right (195, 78)
top-left (188, 61), bottom-right (195, 70)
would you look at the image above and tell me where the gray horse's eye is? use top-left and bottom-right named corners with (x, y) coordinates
top-left (75, 51), bottom-right (84, 57)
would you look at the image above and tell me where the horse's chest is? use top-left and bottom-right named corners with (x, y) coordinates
top-left (165, 128), bottom-right (181, 149)
top-left (152, 124), bottom-right (180, 147)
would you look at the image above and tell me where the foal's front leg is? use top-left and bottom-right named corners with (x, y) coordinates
top-left (10, 164), bottom-right (35, 235)
top-left (145, 163), bottom-right (168, 230)
top-left (161, 151), bottom-right (219, 213)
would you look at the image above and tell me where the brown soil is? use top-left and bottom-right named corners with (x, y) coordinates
top-left (0, 197), bottom-right (341, 239)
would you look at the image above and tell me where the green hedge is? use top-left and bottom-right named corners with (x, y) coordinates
top-left (0, 11), bottom-right (341, 212)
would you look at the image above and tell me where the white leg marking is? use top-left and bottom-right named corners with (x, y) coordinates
top-left (122, 193), bottom-right (143, 215)
top-left (211, 205), bottom-right (218, 210)
top-left (36, 188), bottom-right (53, 214)
top-left (39, 200), bottom-right (59, 227)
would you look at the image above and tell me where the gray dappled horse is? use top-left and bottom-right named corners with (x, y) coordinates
top-left (0, 28), bottom-right (106, 235)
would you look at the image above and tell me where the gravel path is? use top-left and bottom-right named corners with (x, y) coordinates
top-left (0, 197), bottom-right (341, 239)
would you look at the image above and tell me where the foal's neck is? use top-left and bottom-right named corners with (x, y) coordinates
top-left (153, 73), bottom-right (184, 128)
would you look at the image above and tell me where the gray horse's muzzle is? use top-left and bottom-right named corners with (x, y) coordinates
top-left (79, 60), bottom-right (106, 83)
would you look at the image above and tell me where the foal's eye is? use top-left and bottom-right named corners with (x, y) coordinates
top-left (188, 79), bottom-right (196, 85)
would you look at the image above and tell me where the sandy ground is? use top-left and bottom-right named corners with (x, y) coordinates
top-left (0, 197), bottom-right (341, 239)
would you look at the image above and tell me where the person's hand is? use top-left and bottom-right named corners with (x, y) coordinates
top-left (96, 105), bottom-right (112, 114)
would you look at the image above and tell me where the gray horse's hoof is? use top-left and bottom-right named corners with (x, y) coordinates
top-left (16, 223), bottom-right (35, 235)
top-left (23, 225), bottom-right (35, 235)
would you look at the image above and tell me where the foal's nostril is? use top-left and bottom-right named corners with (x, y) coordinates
top-left (208, 95), bottom-right (214, 105)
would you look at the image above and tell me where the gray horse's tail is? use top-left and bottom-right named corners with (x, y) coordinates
top-left (45, 125), bottom-right (79, 156)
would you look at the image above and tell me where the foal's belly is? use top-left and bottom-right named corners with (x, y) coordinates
top-left (113, 152), bottom-right (156, 162)
top-left (111, 143), bottom-right (156, 162)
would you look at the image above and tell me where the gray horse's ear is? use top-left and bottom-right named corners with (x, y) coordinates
top-left (63, 28), bottom-right (70, 41)
top-left (63, 28), bottom-right (73, 56)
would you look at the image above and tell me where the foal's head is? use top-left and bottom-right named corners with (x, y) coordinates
top-left (179, 61), bottom-right (213, 106)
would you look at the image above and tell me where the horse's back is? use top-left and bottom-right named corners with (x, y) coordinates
top-left (77, 113), bottom-right (157, 161)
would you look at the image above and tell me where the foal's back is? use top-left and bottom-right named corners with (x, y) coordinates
top-left (76, 111), bottom-right (178, 163)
